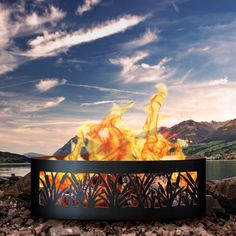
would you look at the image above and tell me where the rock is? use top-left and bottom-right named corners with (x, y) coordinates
top-left (11, 217), bottom-right (23, 226)
top-left (206, 195), bottom-right (225, 216)
top-left (22, 209), bottom-right (31, 219)
top-left (8, 209), bottom-right (17, 217)
top-left (25, 218), bottom-right (34, 226)
top-left (207, 177), bottom-right (236, 214)
top-left (175, 229), bottom-right (182, 236)
top-left (18, 229), bottom-right (32, 236)
top-left (4, 173), bottom-right (31, 196)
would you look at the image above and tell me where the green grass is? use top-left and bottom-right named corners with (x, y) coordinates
top-left (184, 140), bottom-right (236, 158)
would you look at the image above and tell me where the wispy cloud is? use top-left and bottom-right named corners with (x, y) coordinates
top-left (25, 6), bottom-right (66, 27)
top-left (0, 3), bottom-right (66, 75)
top-left (0, 91), bottom-right (15, 97)
top-left (1, 96), bottom-right (65, 113)
top-left (67, 83), bottom-right (148, 95)
top-left (0, 107), bottom-right (12, 117)
top-left (172, 3), bottom-right (180, 13)
top-left (21, 14), bottom-right (149, 58)
top-left (110, 51), bottom-right (175, 83)
top-left (206, 76), bottom-right (228, 86)
top-left (80, 100), bottom-right (130, 106)
top-left (186, 46), bottom-right (211, 54)
top-left (163, 78), bottom-right (236, 126)
top-left (36, 78), bottom-right (67, 92)
top-left (122, 28), bottom-right (158, 49)
top-left (77, 0), bottom-right (101, 15)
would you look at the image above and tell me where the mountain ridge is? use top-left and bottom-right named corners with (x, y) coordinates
top-left (0, 151), bottom-right (30, 163)
top-left (53, 118), bottom-right (236, 158)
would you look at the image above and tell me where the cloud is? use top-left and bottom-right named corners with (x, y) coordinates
top-left (77, 0), bottom-right (101, 15)
top-left (80, 100), bottom-right (130, 106)
top-left (161, 78), bottom-right (236, 126)
top-left (206, 76), bottom-right (228, 86)
top-left (122, 28), bottom-right (158, 49)
top-left (36, 78), bottom-right (67, 92)
top-left (0, 107), bottom-right (12, 117)
top-left (1, 96), bottom-right (65, 113)
top-left (67, 83), bottom-right (148, 95)
top-left (0, 3), bottom-right (66, 75)
top-left (186, 46), bottom-right (211, 54)
top-left (25, 6), bottom-right (66, 27)
top-left (21, 14), bottom-right (149, 58)
top-left (172, 3), bottom-right (180, 13)
top-left (42, 97), bottom-right (65, 110)
top-left (110, 51), bottom-right (175, 83)
top-left (0, 91), bottom-right (15, 97)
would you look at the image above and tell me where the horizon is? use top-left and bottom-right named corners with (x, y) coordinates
top-left (1, 116), bottom-right (234, 156)
top-left (0, 0), bottom-right (236, 154)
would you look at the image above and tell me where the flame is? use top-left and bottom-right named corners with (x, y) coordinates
top-left (40, 84), bottom-right (197, 202)
top-left (64, 84), bottom-right (186, 161)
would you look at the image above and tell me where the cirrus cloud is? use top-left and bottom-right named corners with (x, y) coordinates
top-left (110, 51), bottom-right (175, 83)
top-left (20, 14), bottom-right (149, 58)
top-left (77, 0), bottom-right (101, 15)
top-left (36, 78), bottom-right (67, 92)
top-left (122, 28), bottom-right (158, 49)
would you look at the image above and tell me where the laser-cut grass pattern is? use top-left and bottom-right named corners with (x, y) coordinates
top-left (39, 172), bottom-right (199, 208)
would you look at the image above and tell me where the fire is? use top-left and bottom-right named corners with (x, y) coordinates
top-left (65, 84), bottom-right (186, 162)
top-left (40, 84), bottom-right (197, 205)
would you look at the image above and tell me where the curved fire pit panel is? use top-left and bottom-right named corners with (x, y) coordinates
top-left (31, 158), bottom-right (206, 220)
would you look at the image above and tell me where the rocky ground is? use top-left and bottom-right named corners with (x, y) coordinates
top-left (0, 174), bottom-right (235, 236)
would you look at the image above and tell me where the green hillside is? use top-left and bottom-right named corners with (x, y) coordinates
top-left (184, 140), bottom-right (236, 159)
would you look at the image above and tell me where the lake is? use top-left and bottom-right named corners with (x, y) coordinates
top-left (206, 160), bottom-right (236, 180)
top-left (0, 160), bottom-right (235, 180)
top-left (0, 163), bottom-right (30, 177)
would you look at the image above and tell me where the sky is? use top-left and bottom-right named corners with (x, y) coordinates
top-left (0, 0), bottom-right (236, 155)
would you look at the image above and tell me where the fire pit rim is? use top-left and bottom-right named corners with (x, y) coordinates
top-left (31, 157), bottom-right (206, 220)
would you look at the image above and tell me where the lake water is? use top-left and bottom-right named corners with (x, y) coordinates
top-left (206, 160), bottom-right (236, 180)
top-left (0, 163), bottom-right (30, 177)
top-left (0, 160), bottom-right (235, 180)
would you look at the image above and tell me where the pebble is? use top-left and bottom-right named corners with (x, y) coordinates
top-left (0, 176), bottom-right (236, 236)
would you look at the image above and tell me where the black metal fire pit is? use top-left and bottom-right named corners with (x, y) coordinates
top-left (31, 157), bottom-right (206, 220)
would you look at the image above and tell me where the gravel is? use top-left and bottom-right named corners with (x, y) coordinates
top-left (0, 176), bottom-right (236, 236)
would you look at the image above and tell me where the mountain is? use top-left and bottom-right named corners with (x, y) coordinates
top-left (0, 151), bottom-right (30, 163)
top-left (53, 136), bottom-right (78, 156)
top-left (54, 119), bottom-right (236, 159)
top-left (159, 120), bottom-right (215, 144)
top-left (206, 119), bottom-right (236, 142)
top-left (24, 152), bottom-right (46, 158)
top-left (201, 120), bottom-right (229, 130)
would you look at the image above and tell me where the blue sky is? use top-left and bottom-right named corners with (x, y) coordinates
top-left (0, 0), bottom-right (236, 154)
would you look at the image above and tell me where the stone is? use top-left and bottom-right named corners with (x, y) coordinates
top-left (206, 195), bottom-right (225, 216)
top-left (214, 177), bottom-right (236, 214)
top-left (8, 208), bottom-right (17, 216)
top-left (22, 209), bottom-right (31, 219)
top-left (5, 173), bottom-right (31, 196)
top-left (0, 191), bottom-right (4, 198)
top-left (11, 217), bottom-right (23, 226)
top-left (18, 229), bottom-right (32, 236)
top-left (175, 229), bottom-right (182, 236)
top-left (25, 219), bottom-right (34, 226)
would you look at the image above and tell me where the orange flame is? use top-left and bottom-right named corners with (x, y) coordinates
top-left (40, 84), bottom-right (197, 200)
top-left (65, 84), bottom-right (186, 161)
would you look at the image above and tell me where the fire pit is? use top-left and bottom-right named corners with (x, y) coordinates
top-left (31, 84), bottom-right (206, 220)
top-left (31, 157), bottom-right (205, 220)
